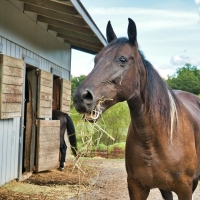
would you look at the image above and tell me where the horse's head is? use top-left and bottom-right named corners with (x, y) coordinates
top-left (73, 18), bottom-right (145, 121)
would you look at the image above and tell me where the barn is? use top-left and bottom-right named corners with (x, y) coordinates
top-left (0, 0), bottom-right (106, 186)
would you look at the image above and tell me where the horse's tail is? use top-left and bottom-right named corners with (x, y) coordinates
top-left (63, 113), bottom-right (77, 157)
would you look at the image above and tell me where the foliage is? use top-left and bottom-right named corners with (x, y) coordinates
top-left (94, 102), bottom-right (130, 146)
top-left (70, 75), bottom-right (86, 108)
top-left (166, 63), bottom-right (200, 95)
top-left (71, 75), bottom-right (86, 95)
top-left (70, 102), bottom-right (130, 148)
top-left (91, 142), bottom-right (126, 151)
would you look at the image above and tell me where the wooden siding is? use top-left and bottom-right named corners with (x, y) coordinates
top-left (35, 120), bottom-right (60, 172)
top-left (0, 54), bottom-right (24, 119)
top-left (37, 70), bottom-right (53, 118)
top-left (60, 79), bottom-right (71, 114)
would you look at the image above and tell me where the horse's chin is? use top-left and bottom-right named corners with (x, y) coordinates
top-left (83, 110), bottom-right (102, 123)
top-left (82, 97), bottom-right (113, 123)
top-left (83, 102), bottom-right (103, 123)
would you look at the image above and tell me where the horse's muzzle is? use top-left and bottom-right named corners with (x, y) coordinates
top-left (73, 89), bottom-right (95, 114)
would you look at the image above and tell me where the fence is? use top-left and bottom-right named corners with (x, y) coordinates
top-left (84, 147), bottom-right (125, 159)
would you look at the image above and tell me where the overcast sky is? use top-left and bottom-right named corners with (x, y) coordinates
top-left (71, 0), bottom-right (200, 79)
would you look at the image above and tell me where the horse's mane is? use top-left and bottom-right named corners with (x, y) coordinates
top-left (139, 51), bottom-right (178, 136)
top-left (106, 37), bottom-right (179, 137)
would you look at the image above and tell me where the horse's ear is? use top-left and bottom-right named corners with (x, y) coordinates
top-left (127, 18), bottom-right (137, 46)
top-left (106, 21), bottom-right (117, 43)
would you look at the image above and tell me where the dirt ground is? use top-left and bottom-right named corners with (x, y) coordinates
top-left (1, 158), bottom-right (200, 199)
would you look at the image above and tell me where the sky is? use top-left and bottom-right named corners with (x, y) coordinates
top-left (71, 0), bottom-right (200, 79)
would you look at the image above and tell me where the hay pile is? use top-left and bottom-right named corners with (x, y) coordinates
top-left (0, 161), bottom-right (98, 200)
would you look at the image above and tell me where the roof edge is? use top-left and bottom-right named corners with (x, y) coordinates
top-left (70, 0), bottom-right (107, 47)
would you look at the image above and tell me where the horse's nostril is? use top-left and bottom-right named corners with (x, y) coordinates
top-left (81, 90), bottom-right (93, 104)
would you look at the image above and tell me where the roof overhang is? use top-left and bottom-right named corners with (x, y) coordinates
top-left (18, 0), bottom-right (107, 54)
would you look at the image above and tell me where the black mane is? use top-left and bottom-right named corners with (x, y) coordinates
top-left (139, 51), bottom-right (178, 132)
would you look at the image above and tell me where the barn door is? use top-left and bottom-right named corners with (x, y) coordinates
top-left (60, 79), bottom-right (71, 114)
top-left (37, 70), bottom-right (53, 118)
top-left (35, 120), bottom-right (60, 172)
top-left (0, 54), bottom-right (24, 119)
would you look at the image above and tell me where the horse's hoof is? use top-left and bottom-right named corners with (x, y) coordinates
top-left (58, 167), bottom-right (64, 171)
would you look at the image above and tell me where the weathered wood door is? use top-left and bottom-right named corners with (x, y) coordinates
top-left (37, 70), bottom-right (53, 118)
top-left (60, 79), bottom-right (71, 114)
top-left (0, 54), bottom-right (24, 119)
top-left (35, 120), bottom-right (60, 172)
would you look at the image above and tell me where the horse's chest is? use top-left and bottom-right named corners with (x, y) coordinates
top-left (126, 149), bottom-right (175, 188)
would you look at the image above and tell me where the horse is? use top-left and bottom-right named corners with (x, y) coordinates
top-left (73, 18), bottom-right (200, 200)
top-left (52, 110), bottom-right (77, 170)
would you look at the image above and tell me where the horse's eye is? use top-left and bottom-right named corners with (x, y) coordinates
top-left (116, 56), bottom-right (127, 67)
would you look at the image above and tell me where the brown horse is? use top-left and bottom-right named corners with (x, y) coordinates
top-left (73, 18), bottom-right (200, 200)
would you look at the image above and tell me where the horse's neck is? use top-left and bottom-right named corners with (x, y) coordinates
top-left (127, 95), bottom-right (165, 144)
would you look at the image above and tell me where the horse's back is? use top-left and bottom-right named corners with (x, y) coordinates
top-left (52, 110), bottom-right (67, 129)
top-left (173, 90), bottom-right (200, 116)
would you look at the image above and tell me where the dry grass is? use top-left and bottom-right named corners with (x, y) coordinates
top-left (0, 160), bottom-right (99, 200)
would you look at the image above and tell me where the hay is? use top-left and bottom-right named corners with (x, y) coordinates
top-left (0, 160), bottom-right (99, 200)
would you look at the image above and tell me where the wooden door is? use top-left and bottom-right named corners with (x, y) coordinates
top-left (37, 70), bottom-right (53, 118)
top-left (0, 54), bottom-right (24, 119)
top-left (35, 120), bottom-right (60, 172)
top-left (60, 79), bottom-right (71, 114)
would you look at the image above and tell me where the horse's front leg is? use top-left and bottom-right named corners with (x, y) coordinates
top-left (175, 183), bottom-right (193, 200)
top-left (127, 176), bottom-right (150, 200)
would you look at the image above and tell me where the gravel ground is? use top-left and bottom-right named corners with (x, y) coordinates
top-left (71, 158), bottom-right (200, 200)
top-left (1, 158), bottom-right (200, 199)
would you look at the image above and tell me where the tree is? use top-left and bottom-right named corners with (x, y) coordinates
top-left (70, 102), bottom-right (130, 147)
top-left (166, 63), bottom-right (200, 95)
top-left (70, 75), bottom-right (86, 108)
top-left (71, 75), bottom-right (86, 95)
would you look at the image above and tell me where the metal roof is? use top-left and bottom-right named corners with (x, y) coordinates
top-left (18, 0), bottom-right (107, 54)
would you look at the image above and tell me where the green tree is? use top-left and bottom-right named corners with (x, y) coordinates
top-left (166, 63), bottom-right (200, 95)
top-left (70, 75), bottom-right (86, 108)
top-left (93, 102), bottom-right (130, 145)
top-left (71, 75), bottom-right (86, 95)
top-left (71, 102), bottom-right (130, 147)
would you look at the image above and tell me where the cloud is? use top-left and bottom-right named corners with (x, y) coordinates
top-left (170, 54), bottom-right (200, 66)
top-left (88, 7), bottom-right (199, 31)
top-left (195, 0), bottom-right (200, 4)
top-left (195, 0), bottom-right (200, 22)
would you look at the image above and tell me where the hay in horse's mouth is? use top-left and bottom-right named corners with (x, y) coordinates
top-left (83, 97), bottom-right (113, 122)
